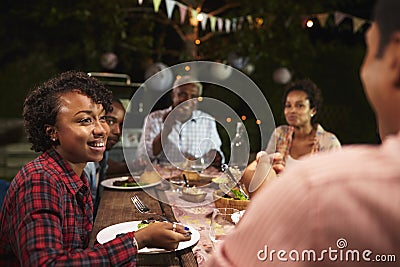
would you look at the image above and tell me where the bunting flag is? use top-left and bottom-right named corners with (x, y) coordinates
top-left (177, 2), bottom-right (187, 24)
top-left (209, 16), bottom-right (217, 32)
top-left (217, 17), bottom-right (224, 32)
top-left (317, 13), bottom-right (329, 27)
top-left (231, 18), bottom-right (237, 32)
top-left (246, 15), bottom-right (253, 28)
top-left (238, 17), bottom-right (244, 30)
top-left (200, 13), bottom-right (208, 30)
top-left (191, 9), bottom-right (198, 22)
top-left (165, 0), bottom-right (175, 19)
top-left (139, 0), bottom-right (370, 36)
top-left (334, 11), bottom-right (347, 26)
top-left (225, 19), bottom-right (231, 33)
top-left (352, 17), bottom-right (365, 32)
top-left (153, 0), bottom-right (162, 12)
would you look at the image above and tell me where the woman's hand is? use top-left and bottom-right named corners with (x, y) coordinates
top-left (134, 221), bottom-right (191, 251)
top-left (241, 151), bottom-right (277, 197)
top-left (270, 152), bottom-right (285, 174)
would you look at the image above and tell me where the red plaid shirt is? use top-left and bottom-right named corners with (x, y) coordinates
top-left (0, 149), bottom-right (138, 266)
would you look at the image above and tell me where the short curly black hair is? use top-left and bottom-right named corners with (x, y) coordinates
top-left (23, 71), bottom-right (113, 152)
top-left (282, 78), bottom-right (323, 125)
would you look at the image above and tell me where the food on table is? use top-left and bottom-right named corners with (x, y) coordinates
top-left (181, 170), bottom-right (199, 181)
top-left (112, 176), bottom-right (140, 187)
top-left (137, 219), bottom-right (152, 229)
top-left (211, 176), bottom-right (230, 184)
top-left (183, 186), bottom-right (204, 195)
top-left (137, 218), bottom-right (164, 229)
top-left (181, 186), bottom-right (207, 203)
top-left (139, 171), bottom-right (162, 184)
top-left (230, 188), bottom-right (249, 200)
top-left (213, 189), bottom-right (250, 211)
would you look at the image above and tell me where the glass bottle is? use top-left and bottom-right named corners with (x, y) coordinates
top-left (230, 122), bottom-right (248, 171)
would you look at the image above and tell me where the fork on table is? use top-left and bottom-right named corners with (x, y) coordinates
top-left (221, 163), bottom-right (250, 200)
top-left (130, 195), bottom-right (170, 222)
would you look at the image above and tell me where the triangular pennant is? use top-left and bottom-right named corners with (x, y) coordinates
top-left (317, 13), bottom-right (329, 27)
top-left (231, 18), bottom-right (237, 32)
top-left (138, 0), bottom-right (143, 5)
top-left (225, 19), bottom-right (231, 33)
top-left (334, 11), bottom-right (347, 26)
top-left (210, 16), bottom-right (217, 32)
top-left (165, 0), bottom-right (176, 19)
top-left (200, 13), bottom-right (208, 30)
top-left (153, 0), bottom-right (162, 13)
top-left (238, 17), bottom-right (244, 30)
top-left (217, 17), bottom-right (224, 32)
top-left (352, 17), bottom-right (365, 32)
top-left (177, 3), bottom-right (187, 24)
top-left (246, 15), bottom-right (253, 28)
top-left (191, 8), bottom-right (198, 21)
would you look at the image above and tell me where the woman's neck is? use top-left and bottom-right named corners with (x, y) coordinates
top-left (67, 161), bottom-right (86, 178)
top-left (293, 124), bottom-right (315, 139)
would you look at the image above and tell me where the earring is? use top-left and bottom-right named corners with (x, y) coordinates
top-left (311, 114), bottom-right (314, 117)
top-left (51, 138), bottom-right (56, 142)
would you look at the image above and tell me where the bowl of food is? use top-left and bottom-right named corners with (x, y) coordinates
top-left (213, 189), bottom-right (250, 211)
top-left (181, 186), bottom-right (207, 203)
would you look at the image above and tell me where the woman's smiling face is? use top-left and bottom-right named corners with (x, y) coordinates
top-left (51, 91), bottom-right (110, 164)
top-left (284, 90), bottom-right (316, 127)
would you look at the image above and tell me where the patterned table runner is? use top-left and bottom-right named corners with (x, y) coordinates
top-left (164, 188), bottom-right (216, 266)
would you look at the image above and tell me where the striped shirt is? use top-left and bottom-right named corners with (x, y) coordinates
top-left (0, 149), bottom-right (137, 266)
top-left (207, 132), bottom-right (400, 267)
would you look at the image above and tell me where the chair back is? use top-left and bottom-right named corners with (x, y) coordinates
top-left (0, 179), bottom-right (10, 209)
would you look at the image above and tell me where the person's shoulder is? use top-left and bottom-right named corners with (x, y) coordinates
top-left (147, 107), bottom-right (170, 118)
top-left (316, 124), bottom-right (341, 145)
top-left (274, 125), bottom-right (290, 134)
top-left (287, 142), bottom-right (395, 188)
top-left (15, 151), bottom-right (65, 185)
top-left (194, 109), bottom-right (212, 117)
top-left (316, 124), bottom-right (338, 138)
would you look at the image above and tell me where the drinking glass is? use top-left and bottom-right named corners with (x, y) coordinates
top-left (209, 208), bottom-right (239, 249)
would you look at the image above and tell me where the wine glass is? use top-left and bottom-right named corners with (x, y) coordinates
top-left (209, 208), bottom-right (239, 249)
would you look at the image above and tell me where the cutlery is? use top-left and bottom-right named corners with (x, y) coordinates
top-left (221, 164), bottom-right (249, 199)
top-left (182, 174), bottom-right (190, 187)
top-left (130, 195), bottom-right (170, 222)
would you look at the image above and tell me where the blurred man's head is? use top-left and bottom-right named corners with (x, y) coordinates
top-left (105, 99), bottom-right (125, 150)
top-left (360, 0), bottom-right (400, 139)
top-left (171, 76), bottom-right (202, 122)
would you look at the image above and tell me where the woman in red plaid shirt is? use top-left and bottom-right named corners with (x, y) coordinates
top-left (0, 71), bottom-right (190, 266)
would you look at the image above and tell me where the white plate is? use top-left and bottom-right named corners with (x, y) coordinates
top-left (101, 177), bottom-right (161, 190)
top-left (96, 221), bottom-right (200, 253)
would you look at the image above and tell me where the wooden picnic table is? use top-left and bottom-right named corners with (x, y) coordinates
top-left (89, 185), bottom-right (198, 267)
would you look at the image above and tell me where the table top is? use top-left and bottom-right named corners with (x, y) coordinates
top-left (90, 186), bottom-right (198, 267)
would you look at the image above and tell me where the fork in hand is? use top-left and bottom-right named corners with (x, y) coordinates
top-left (130, 195), bottom-right (170, 222)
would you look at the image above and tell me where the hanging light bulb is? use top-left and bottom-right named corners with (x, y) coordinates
top-left (197, 13), bottom-right (204, 22)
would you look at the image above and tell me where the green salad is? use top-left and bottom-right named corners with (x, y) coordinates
top-left (231, 188), bottom-right (249, 200)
